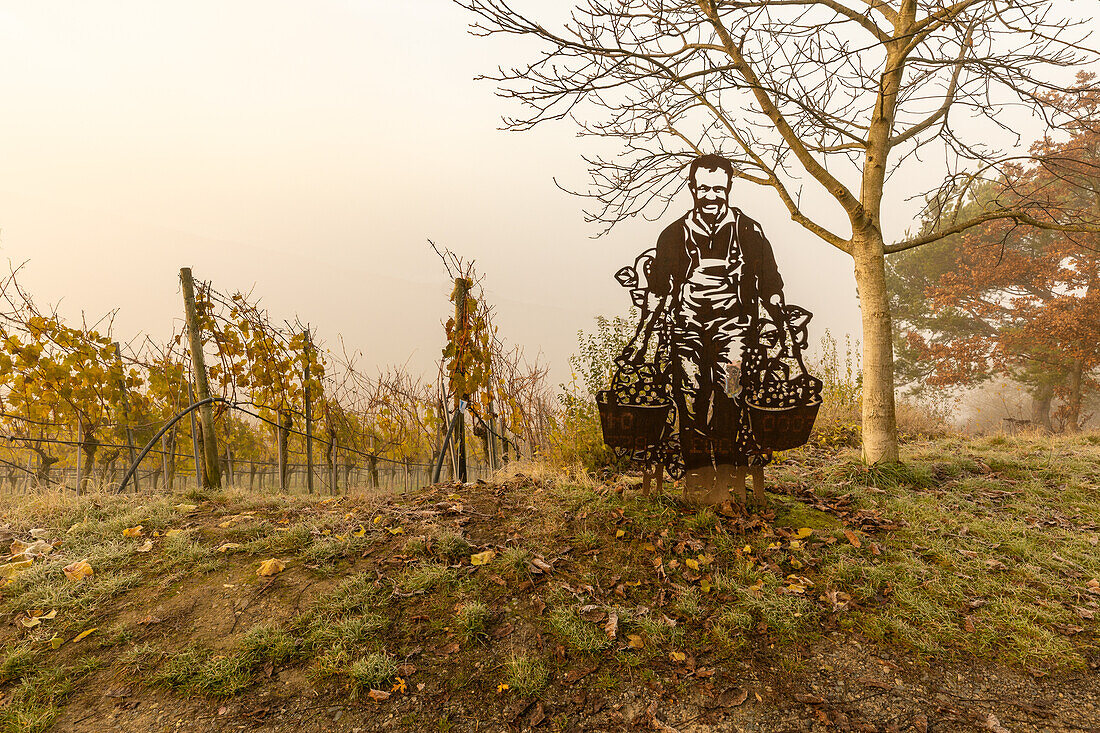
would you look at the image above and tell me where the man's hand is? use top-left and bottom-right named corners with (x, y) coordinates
top-left (619, 343), bottom-right (646, 365)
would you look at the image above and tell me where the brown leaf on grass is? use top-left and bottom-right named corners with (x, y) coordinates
top-left (396, 663), bottom-right (417, 677)
top-left (491, 622), bottom-right (514, 639)
top-left (563, 665), bottom-right (598, 684)
top-left (717, 688), bottom-right (749, 708)
top-left (627, 634), bottom-right (644, 649)
top-left (138, 614), bottom-right (162, 625)
top-left (367, 689), bottom-right (390, 702)
top-left (1075, 606), bottom-right (1095, 620)
top-left (985, 559), bottom-right (1007, 571)
top-left (604, 612), bottom-right (618, 640)
top-left (963, 615), bottom-right (976, 633)
top-left (441, 642), bottom-right (460, 654)
top-left (843, 529), bottom-right (861, 548)
top-left (136, 540), bottom-right (154, 553)
top-left (1052, 623), bottom-right (1084, 636)
top-left (985, 713), bottom-right (1010, 733)
top-left (122, 526), bottom-right (143, 538)
top-left (257, 558), bottom-right (285, 576)
top-left (794, 693), bottom-right (824, 705)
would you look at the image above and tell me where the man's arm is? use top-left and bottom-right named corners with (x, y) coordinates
top-left (621, 224), bottom-right (680, 364)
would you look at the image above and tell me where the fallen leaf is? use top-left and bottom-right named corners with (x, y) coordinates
top-left (367, 689), bottom-right (390, 702)
top-left (0, 558), bottom-right (34, 582)
top-left (796, 527), bottom-right (813, 539)
top-left (843, 529), bottom-right (861, 548)
top-left (20, 616), bottom-right (40, 628)
top-left (63, 560), bottom-right (94, 582)
top-left (138, 614), bottom-right (163, 625)
top-left (217, 543), bottom-right (243, 553)
top-left (73, 627), bottom-right (97, 642)
top-left (164, 529), bottom-right (183, 537)
top-left (497, 683), bottom-right (509, 693)
top-left (442, 642), bottom-right (460, 654)
top-left (396, 663), bottom-right (417, 676)
top-left (985, 558), bottom-right (1007, 571)
top-left (685, 558), bottom-right (700, 571)
top-left (627, 634), bottom-right (644, 649)
top-left (605, 612), bottom-right (618, 639)
top-left (257, 558), bottom-right (285, 576)
top-left (122, 526), bottom-right (143, 538)
top-left (563, 665), bottom-right (597, 684)
top-left (795, 693), bottom-right (824, 705)
top-left (1052, 623), bottom-right (1084, 636)
top-left (49, 636), bottom-right (64, 649)
top-left (670, 651), bottom-right (687, 663)
top-left (615, 529), bottom-right (626, 538)
top-left (985, 713), bottom-right (1010, 733)
top-left (136, 540), bottom-right (154, 553)
top-left (175, 504), bottom-right (198, 512)
top-left (717, 688), bottom-right (749, 707)
top-left (470, 550), bottom-right (495, 566)
top-left (963, 615), bottom-right (976, 633)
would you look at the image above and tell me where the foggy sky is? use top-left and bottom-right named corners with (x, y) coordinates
top-left (0, 1), bottom-right (1090, 386)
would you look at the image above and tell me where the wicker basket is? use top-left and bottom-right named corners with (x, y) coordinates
top-left (745, 399), bottom-right (821, 451)
top-left (596, 391), bottom-right (672, 451)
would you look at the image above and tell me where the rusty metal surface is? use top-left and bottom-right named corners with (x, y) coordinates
top-left (597, 154), bottom-right (822, 478)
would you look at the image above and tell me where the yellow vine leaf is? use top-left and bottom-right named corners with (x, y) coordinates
top-left (470, 550), bottom-right (495, 566)
top-left (257, 558), bottom-right (285, 576)
top-left (63, 560), bottom-right (93, 582)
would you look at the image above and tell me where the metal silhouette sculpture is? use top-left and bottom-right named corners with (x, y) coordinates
top-left (597, 154), bottom-right (822, 506)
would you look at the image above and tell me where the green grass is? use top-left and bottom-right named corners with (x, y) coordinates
top-left (401, 563), bottom-right (457, 593)
top-left (349, 652), bottom-right (397, 690)
top-left (504, 654), bottom-right (549, 697)
top-left (547, 608), bottom-right (611, 653)
top-left (456, 601), bottom-right (491, 643)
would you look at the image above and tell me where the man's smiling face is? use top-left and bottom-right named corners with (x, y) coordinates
top-left (690, 166), bottom-right (731, 223)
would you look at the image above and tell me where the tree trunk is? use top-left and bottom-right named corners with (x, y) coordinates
top-left (369, 455), bottom-right (379, 489)
top-left (81, 432), bottom-right (100, 492)
top-left (1033, 385), bottom-right (1054, 432)
top-left (853, 232), bottom-right (899, 463)
top-left (32, 448), bottom-right (59, 484)
top-left (1065, 358), bottom-right (1085, 433)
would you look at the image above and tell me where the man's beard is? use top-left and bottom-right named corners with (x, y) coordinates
top-left (694, 200), bottom-right (727, 227)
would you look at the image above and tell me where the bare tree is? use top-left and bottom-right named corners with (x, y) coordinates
top-left (455, 0), bottom-right (1100, 462)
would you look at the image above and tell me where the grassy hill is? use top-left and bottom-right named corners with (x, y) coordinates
top-left (0, 433), bottom-right (1097, 732)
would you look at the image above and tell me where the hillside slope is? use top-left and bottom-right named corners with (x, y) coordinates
top-left (0, 434), bottom-right (1097, 732)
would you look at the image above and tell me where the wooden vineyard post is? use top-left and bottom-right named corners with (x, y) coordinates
top-left (277, 412), bottom-right (288, 493)
top-left (452, 277), bottom-right (471, 483)
top-left (303, 329), bottom-right (314, 494)
top-left (180, 268), bottom-right (221, 489)
top-left (112, 342), bottom-right (140, 492)
top-left (188, 383), bottom-right (203, 489)
top-left (161, 438), bottom-right (170, 491)
top-left (331, 443), bottom-right (338, 495)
